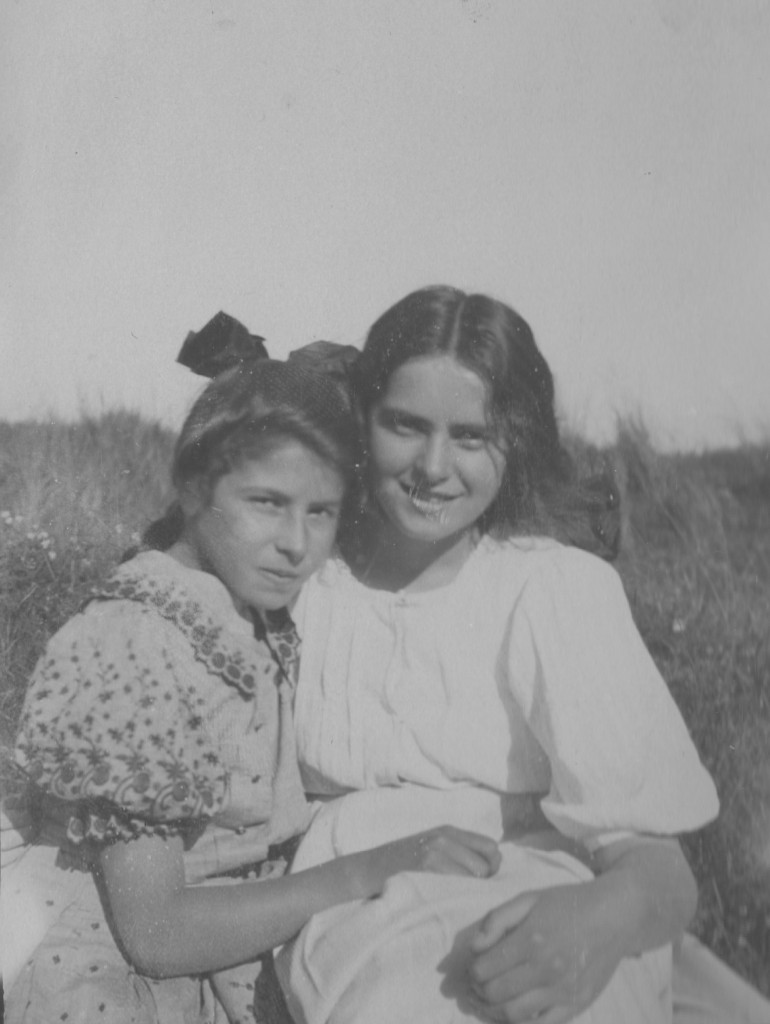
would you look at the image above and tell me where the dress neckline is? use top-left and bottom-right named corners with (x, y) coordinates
top-left (330, 533), bottom-right (498, 604)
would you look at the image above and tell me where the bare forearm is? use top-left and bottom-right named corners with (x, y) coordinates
top-left (116, 852), bottom-right (372, 978)
top-left (101, 823), bottom-right (500, 978)
top-left (591, 836), bottom-right (697, 957)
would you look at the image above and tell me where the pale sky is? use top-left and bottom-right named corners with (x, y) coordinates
top-left (2, 0), bottom-right (769, 450)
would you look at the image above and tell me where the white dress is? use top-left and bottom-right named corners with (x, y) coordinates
top-left (277, 536), bottom-right (720, 1024)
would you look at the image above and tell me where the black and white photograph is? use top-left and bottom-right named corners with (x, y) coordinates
top-left (1, 3), bottom-right (769, 1022)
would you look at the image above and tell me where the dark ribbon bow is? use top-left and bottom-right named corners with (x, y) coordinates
top-left (287, 339), bottom-right (361, 389)
top-left (177, 311), bottom-right (269, 378)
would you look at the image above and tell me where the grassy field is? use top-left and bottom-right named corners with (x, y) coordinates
top-left (1, 411), bottom-right (769, 995)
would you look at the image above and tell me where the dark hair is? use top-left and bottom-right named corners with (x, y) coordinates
top-left (354, 285), bottom-right (618, 557)
top-left (142, 359), bottom-right (361, 551)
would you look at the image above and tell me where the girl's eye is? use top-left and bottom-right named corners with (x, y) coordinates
top-left (308, 506), bottom-right (340, 521)
top-left (380, 411), bottom-right (421, 435)
top-left (453, 430), bottom-right (488, 449)
top-left (249, 496), bottom-right (281, 509)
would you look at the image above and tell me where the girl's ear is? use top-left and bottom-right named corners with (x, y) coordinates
top-left (177, 477), bottom-right (206, 519)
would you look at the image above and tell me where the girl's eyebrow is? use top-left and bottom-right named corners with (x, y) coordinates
top-left (376, 407), bottom-right (430, 431)
top-left (449, 419), bottom-right (490, 432)
top-left (310, 498), bottom-right (343, 510)
top-left (379, 404), bottom-right (490, 433)
top-left (237, 485), bottom-right (290, 501)
top-left (377, 404), bottom-right (424, 419)
top-left (239, 485), bottom-right (343, 507)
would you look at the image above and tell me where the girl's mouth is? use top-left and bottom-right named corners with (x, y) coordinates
top-left (261, 567), bottom-right (300, 583)
top-left (402, 484), bottom-right (458, 519)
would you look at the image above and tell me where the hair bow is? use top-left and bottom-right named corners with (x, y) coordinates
top-left (177, 311), bottom-right (269, 378)
top-left (287, 340), bottom-right (361, 388)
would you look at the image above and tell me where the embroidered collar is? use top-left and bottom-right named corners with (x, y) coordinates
top-left (87, 556), bottom-right (265, 697)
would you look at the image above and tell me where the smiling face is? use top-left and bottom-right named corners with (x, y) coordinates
top-left (175, 438), bottom-right (345, 617)
top-left (368, 355), bottom-right (507, 550)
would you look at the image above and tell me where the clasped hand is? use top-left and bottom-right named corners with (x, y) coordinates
top-left (467, 882), bottom-right (623, 1024)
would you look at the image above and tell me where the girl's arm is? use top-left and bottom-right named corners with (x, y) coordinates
top-left (465, 553), bottom-right (713, 1022)
top-left (467, 834), bottom-right (696, 1024)
top-left (99, 823), bottom-right (500, 978)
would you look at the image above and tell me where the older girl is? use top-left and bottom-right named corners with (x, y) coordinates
top-left (3, 337), bottom-right (500, 1024)
top-left (277, 286), bottom-right (721, 1024)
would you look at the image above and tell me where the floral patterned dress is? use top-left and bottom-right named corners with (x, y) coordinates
top-left (3, 550), bottom-right (309, 1024)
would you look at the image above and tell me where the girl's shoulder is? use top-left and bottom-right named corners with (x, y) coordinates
top-left (14, 598), bottom-right (231, 846)
top-left (472, 533), bottom-right (620, 593)
top-left (90, 549), bottom-right (250, 631)
top-left (32, 580), bottom-right (175, 673)
top-left (13, 551), bottom-right (275, 845)
top-left (28, 550), bottom-right (239, 686)
top-left (307, 553), bottom-right (360, 592)
top-left (455, 535), bottom-right (628, 635)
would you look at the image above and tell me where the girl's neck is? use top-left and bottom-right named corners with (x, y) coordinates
top-left (167, 537), bottom-right (253, 623)
top-left (351, 513), bottom-right (480, 593)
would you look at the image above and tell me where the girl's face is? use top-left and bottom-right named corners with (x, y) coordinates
top-left (179, 438), bottom-right (344, 617)
top-left (368, 355), bottom-right (507, 547)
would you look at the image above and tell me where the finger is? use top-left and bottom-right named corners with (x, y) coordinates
top-left (476, 986), bottom-right (552, 1023)
top-left (470, 960), bottom-right (540, 1003)
top-left (418, 827), bottom-right (500, 877)
top-left (425, 838), bottom-right (498, 879)
top-left (535, 1006), bottom-right (578, 1024)
top-left (470, 891), bottom-right (538, 953)
top-left (475, 966), bottom-right (593, 1024)
top-left (437, 827), bottom-right (502, 871)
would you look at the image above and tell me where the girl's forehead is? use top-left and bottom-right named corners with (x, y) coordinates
top-left (225, 439), bottom-right (344, 488)
top-left (379, 356), bottom-right (489, 416)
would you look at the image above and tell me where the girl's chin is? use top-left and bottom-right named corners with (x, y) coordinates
top-left (384, 506), bottom-right (450, 535)
top-left (375, 493), bottom-right (476, 545)
top-left (388, 509), bottom-right (471, 546)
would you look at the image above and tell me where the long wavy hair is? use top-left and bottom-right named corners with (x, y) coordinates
top-left (352, 285), bottom-right (618, 556)
top-left (143, 359), bottom-right (362, 551)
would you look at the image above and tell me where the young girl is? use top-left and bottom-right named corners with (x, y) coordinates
top-left (276, 286), bottom-right (722, 1024)
top-left (2, 336), bottom-right (501, 1024)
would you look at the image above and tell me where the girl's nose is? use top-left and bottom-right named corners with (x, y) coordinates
top-left (417, 433), bottom-right (451, 481)
top-left (275, 512), bottom-right (308, 563)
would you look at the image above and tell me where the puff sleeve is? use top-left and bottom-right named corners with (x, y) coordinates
top-left (507, 548), bottom-right (719, 844)
top-left (15, 600), bottom-right (230, 844)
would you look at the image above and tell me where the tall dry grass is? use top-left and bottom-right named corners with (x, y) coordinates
top-left (0, 411), bottom-right (768, 993)
top-left (609, 423), bottom-right (770, 987)
top-left (0, 412), bottom-right (175, 741)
